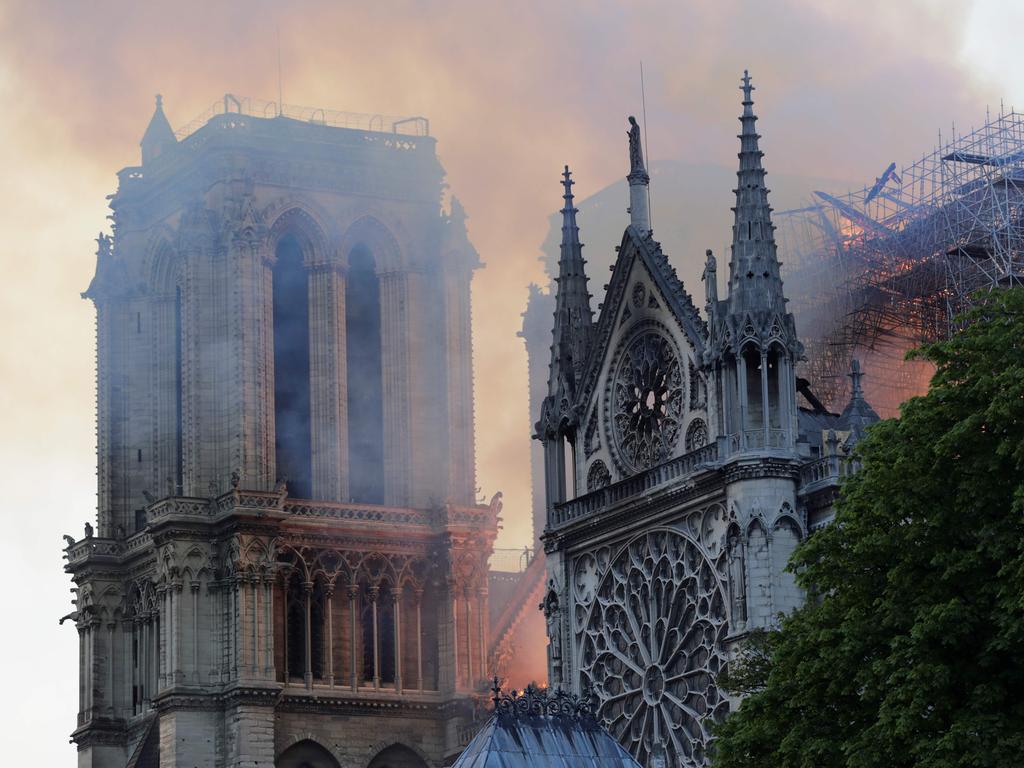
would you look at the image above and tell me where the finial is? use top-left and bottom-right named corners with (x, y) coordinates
top-left (491, 676), bottom-right (502, 705)
top-left (740, 70), bottom-right (757, 120)
top-left (155, 93), bottom-right (163, 109)
top-left (562, 164), bottom-right (574, 201)
top-left (848, 358), bottom-right (864, 398)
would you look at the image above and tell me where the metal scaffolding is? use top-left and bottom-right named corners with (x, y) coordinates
top-left (777, 109), bottom-right (1024, 416)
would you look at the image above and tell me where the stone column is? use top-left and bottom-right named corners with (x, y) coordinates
top-left (392, 589), bottom-right (402, 692)
top-left (326, 587), bottom-right (335, 686)
top-left (174, 582), bottom-right (185, 685)
top-left (476, 587), bottom-right (487, 687)
top-left (191, 583), bottom-right (200, 683)
top-left (263, 577), bottom-right (274, 678)
top-left (414, 587), bottom-right (424, 692)
top-left (443, 270), bottom-right (476, 505)
top-left (448, 579), bottom-right (460, 692)
top-left (369, 585), bottom-right (381, 689)
top-left (308, 262), bottom-right (349, 501)
top-left (303, 581), bottom-right (313, 688)
top-left (229, 578), bottom-right (238, 679)
top-left (349, 584), bottom-right (359, 691)
top-left (230, 233), bottom-right (275, 491)
top-left (464, 588), bottom-right (474, 688)
top-left (250, 579), bottom-right (259, 678)
top-left (122, 619), bottom-right (133, 717)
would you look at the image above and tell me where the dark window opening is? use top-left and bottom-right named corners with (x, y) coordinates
top-left (346, 246), bottom-right (384, 504)
top-left (273, 235), bottom-right (313, 499)
top-left (360, 587), bottom-right (396, 685)
top-left (285, 578), bottom-right (325, 681)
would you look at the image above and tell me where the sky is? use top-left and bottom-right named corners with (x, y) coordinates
top-left (0, 0), bottom-right (1021, 761)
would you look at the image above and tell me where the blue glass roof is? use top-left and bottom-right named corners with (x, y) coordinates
top-left (452, 688), bottom-right (641, 768)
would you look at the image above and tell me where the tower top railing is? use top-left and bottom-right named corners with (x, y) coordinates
top-left (174, 93), bottom-right (429, 140)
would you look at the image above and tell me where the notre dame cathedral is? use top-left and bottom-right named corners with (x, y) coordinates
top-left (63, 95), bottom-right (501, 767)
top-left (534, 73), bottom-right (878, 767)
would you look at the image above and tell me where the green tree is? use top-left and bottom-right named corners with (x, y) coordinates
top-left (711, 288), bottom-right (1024, 768)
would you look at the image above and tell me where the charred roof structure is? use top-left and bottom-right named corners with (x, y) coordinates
top-left (776, 109), bottom-right (1024, 414)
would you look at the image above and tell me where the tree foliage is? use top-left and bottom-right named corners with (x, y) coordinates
top-left (711, 288), bottom-right (1024, 768)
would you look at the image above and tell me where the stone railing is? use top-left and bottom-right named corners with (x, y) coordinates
top-left (726, 428), bottom-right (791, 454)
top-left (65, 538), bottom-right (122, 566)
top-left (283, 498), bottom-right (436, 527)
top-left (551, 443), bottom-right (718, 529)
top-left (798, 454), bottom-right (862, 491)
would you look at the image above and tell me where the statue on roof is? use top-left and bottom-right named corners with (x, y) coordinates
top-left (627, 116), bottom-right (645, 175)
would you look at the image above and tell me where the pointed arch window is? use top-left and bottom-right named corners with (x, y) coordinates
top-left (346, 246), bottom-right (385, 504)
top-left (273, 234), bottom-right (313, 499)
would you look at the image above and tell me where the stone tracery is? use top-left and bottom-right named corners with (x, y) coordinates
top-left (577, 530), bottom-right (729, 768)
top-left (611, 332), bottom-right (684, 472)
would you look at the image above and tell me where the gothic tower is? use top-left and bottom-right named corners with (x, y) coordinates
top-left (63, 95), bottom-right (498, 768)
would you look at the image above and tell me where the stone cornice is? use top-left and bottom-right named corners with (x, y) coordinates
top-left (544, 466), bottom-right (726, 553)
top-left (70, 717), bottom-right (126, 747)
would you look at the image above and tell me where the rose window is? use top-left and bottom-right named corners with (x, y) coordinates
top-left (612, 333), bottom-right (684, 471)
top-left (579, 531), bottom-right (729, 767)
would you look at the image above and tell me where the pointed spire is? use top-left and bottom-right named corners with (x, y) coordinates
top-left (726, 70), bottom-right (785, 314)
top-left (626, 117), bottom-right (651, 233)
top-left (848, 358), bottom-right (865, 399)
top-left (141, 93), bottom-right (176, 164)
top-left (547, 166), bottom-right (593, 397)
top-left (840, 358), bottom-right (880, 438)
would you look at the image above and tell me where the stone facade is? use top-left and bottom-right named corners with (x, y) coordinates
top-left (64, 95), bottom-right (498, 768)
top-left (534, 74), bottom-right (877, 767)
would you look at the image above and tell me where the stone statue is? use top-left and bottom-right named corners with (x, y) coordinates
top-left (84, 521), bottom-right (94, 539)
top-left (63, 534), bottom-right (76, 548)
top-left (542, 587), bottom-right (563, 685)
top-left (627, 116), bottom-right (645, 175)
top-left (726, 529), bottom-right (747, 626)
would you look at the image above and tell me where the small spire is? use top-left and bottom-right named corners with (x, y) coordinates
top-left (140, 92), bottom-right (176, 164)
top-left (840, 358), bottom-right (880, 437)
top-left (726, 69), bottom-right (784, 313)
top-left (848, 358), bottom-right (865, 399)
top-left (547, 165), bottom-right (593, 398)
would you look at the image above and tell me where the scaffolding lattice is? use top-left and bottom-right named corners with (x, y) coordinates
top-left (777, 109), bottom-right (1024, 416)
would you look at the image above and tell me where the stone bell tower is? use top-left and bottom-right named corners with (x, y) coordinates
top-left (64, 94), bottom-right (498, 768)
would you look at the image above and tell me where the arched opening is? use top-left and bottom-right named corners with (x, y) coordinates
top-left (742, 346), bottom-right (762, 431)
top-left (359, 584), bottom-right (396, 686)
top-left (273, 234), bottom-right (313, 499)
top-left (562, 431), bottom-right (577, 500)
top-left (285, 576), bottom-right (325, 683)
top-left (767, 344), bottom-right (783, 429)
top-left (346, 245), bottom-right (384, 504)
top-left (366, 744), bottom-right (428, 768)
top-left (277, 739), bottom-right (341, 768)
